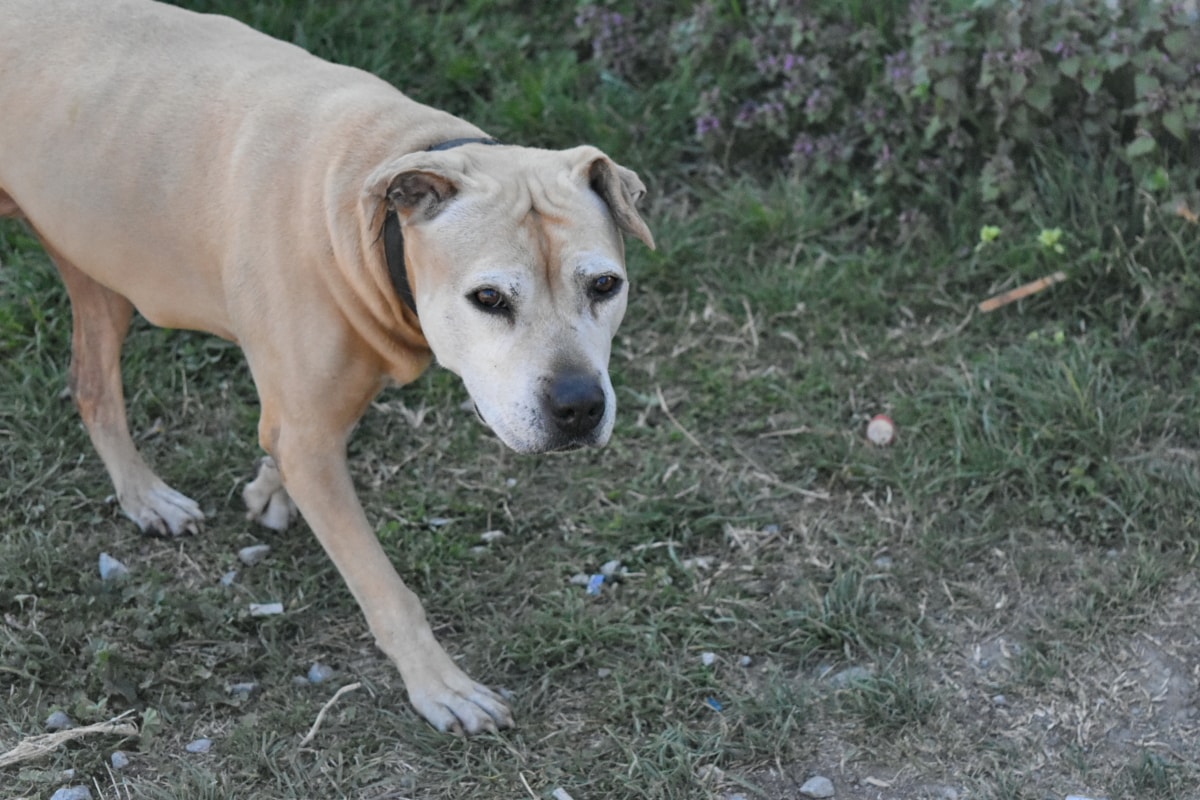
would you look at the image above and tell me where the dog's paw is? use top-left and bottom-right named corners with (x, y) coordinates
top-left (119, 482), bottom-right (204, 536)
top-left (407, 670), bottom-right (514, 735)
top-left (243, 457), bottom-right (297, 531)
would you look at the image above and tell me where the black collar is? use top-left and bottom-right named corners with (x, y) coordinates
top-left (384, 137), bottom-right (503, 316)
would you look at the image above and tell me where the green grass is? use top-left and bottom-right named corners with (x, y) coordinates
top-left (3, 2), bottom-right (1200, 799)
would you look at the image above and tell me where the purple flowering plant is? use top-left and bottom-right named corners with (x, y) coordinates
top-left (575, 0), bottom-right (1199, 211)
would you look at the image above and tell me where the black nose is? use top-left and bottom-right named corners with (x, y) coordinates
top-left (544, 372), bottom-right (606, 438)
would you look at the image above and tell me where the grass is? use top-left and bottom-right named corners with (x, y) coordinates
top-left (3, 2), bottom-right (1200, 799)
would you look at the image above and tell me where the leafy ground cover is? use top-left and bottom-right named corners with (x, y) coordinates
top-left (2, 1), bottom-right (1199, 798)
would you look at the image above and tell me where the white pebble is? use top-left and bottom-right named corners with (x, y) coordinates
top-left (248, 602), bottom-right (283, 617)
top-left (98, 552), bottom-right (129, 581)
top-left (237, 544), bottom-right (271, 566)
top-left (551, 789), bottom-right (576, 800)
top-left (799, 775), bottom-right (835, 798)
top-left (700, 651), bottom-right (716, 667)
top-left (738, 655), bottom-right (752, 667)
top-left (307, 662), bottom-right (334, 684)
top-left (228, 682), bottom-right (257, 697)
top-left (829, 665), bottom-right (872, 687)
top-left (50, 787), bottom-right (91, 800)
top-left (110, 751), bottom-right (130, 770)
top-left (45, 710), bottom-right (73, 731)
top-left (599, 559), bottom-right (623, 577)
top-left (597, 668), bottom-right (612, 678)
top-left (568, 573), bottom-right (591, 586)
top-left (479, 530), bottom-right (506, 543)
top-left (185, 737), bottom-right (212, 754)
top-left (219, 570), bottom-right (238, 586)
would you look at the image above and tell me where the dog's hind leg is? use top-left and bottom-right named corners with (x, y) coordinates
top-left (48, 244), bottom-right (204, 536)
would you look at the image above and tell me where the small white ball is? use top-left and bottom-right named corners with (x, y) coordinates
top-left (866, 414), bottom-right (895, 446)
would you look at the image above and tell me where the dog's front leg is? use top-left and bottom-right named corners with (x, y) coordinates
top-left (263, 415), bottom-right (513, 735)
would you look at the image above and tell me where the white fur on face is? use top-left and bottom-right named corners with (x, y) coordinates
top-left (407, 166), bottom-right (630, 454)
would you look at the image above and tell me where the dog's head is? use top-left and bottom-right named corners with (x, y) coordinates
top-left (365, 143), bottom-right (654, 454)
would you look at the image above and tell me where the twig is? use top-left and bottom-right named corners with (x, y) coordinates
top-left (978, 271), bottom-right (1067, 313)
top-left (655, 386), bottom-right (726, 475)
top-left (0, 711), bottom-right (138, 768)
top-left (298, 682), bottom-right (362, 746)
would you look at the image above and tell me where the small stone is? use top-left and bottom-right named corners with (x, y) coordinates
top-left (248, 602), bottom-right (283, 616)
top-left (98, 552), bottom-right (129, 581)
top-left (761, 523), bottom-right (781, 534)
top-left (219, 570), bottom-right (238, 586)
top-left (597, 668), bottom-right (612, 678)
top-left (568, 573), bottom-right (591, 585)
top-left (50, 787), bottom-right (91, 800)
top-left (228, 682), bottom-right (257, 697)
top-left (700, 651), bottom-right (716, 667)
top-left (799, 775), bottom-right (835, 798)
top-left (992, 694), bottom-right (1008, 706)
top-left (505, 478), bottom-right (517, 488)
top-left (829, 666), bottom-right (872, 687)
top-left (872, 555), bottom-right (894, 569)
top-left (738, 655), bottom-right (752, 667)
top-left (427, 517), bottom-right (451, 528)
top-left (599, 559), bottom-right (623, 577)
top-left (45, 710), bottom-right (73, 731)
top-left (307, 662), bottom-right (334, 684)
top-left (237, 544), bottom-right (271, 566)
top-left (292, 675), bottom-right (310, 687)
top-left (110, 751), bottom-right (131, 770)
top-left (185, 737), bottom-right (212, 754)
top-left (480, 530), bottom-right (506, 543)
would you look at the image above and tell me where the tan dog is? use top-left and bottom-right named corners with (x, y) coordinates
top-left (0, 0), bottom-right (653, 734)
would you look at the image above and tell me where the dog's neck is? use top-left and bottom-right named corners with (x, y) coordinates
top-left (384, 137), bottom-right (503, 317)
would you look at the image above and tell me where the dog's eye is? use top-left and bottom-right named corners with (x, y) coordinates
top-left (470, 287), bottom-right (510, 313)
top-left (589, 275), bottom-right (622, 299)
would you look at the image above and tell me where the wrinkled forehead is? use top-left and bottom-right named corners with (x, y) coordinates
top-left (439, 154), bottom-right (625, 263)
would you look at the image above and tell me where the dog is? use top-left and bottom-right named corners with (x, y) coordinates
top-left (0, 0), bottom-right (654, 735)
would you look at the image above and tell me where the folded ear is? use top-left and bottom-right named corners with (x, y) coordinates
top-left (364, 153), bottom-right (460, 222)
top-left (576, 149), bottom-right (656, 251)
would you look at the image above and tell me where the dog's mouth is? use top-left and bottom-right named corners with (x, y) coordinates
top-left (472, 404), bottom-right (598, 454)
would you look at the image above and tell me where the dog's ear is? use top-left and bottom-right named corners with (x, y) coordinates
top-left (577, 150), bottom-right (656, 251)
top-left (387, 170), bottom-right (457, 219)
top-left (364, 154), bottom-right (460, 222)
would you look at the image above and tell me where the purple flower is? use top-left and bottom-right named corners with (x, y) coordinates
top-left (695, 115), bottom-right (721, 137)
top-left (791, 134), bottom-right (816, 158)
